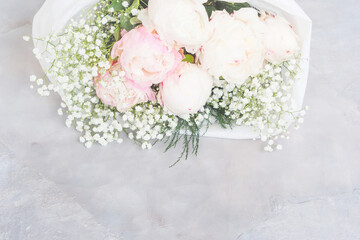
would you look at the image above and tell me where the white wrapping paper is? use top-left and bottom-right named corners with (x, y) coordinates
top-left (33, 0), bottom-right (312, 140)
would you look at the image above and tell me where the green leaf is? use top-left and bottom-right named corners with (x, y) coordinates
top-left (215, 1), bottom-right (251, 14)
top-left (203, 0), bottom-right (216, 18)
top-left (120, 14), bottom-right (134, 31)
top-left (129, 0), bottom-right (140, 10)
top-left (182, 54), bottom-right (195, 63)
top-left (109, 0), bottom-right (124, 11)
top-left (130, 17), bottom-right (141, 25)
top-left (113, 25), bottom-right (121, 41)
top-left (204, 4), bottom-right (217, 18)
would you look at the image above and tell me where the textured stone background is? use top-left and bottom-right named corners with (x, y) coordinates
top-left (1, 0), bottom-right (360, 239)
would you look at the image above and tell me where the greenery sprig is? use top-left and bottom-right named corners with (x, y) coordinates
top-left (203, 0), bottom-right (251, 18)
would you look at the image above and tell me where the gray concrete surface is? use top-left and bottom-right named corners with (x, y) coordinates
top-left (0, 0), bottom-right (360, 239)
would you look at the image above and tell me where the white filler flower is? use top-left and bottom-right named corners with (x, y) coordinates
top-left (199, 11), bottom-right (264, 85)
top-left (138, 0), bottom-right (210, 53)
top-left (159, 63), bottom-right (213, 116)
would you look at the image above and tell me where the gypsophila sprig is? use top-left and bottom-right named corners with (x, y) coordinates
top-left (207, 57), bottom-right (308, 151)
top-left (28, 0), bottom-right (144, 147)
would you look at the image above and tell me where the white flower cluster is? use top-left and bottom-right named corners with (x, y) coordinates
top-left (27, 1), bottom-right (143, 148)
top-left (208, 57), bottom-right (307, 151)
top-left (121, 102), bottom-right (178, 149)
top-left (121, 101), bottom-right (211, 150)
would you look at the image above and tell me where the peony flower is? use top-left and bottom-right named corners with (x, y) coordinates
top-left (138, 0), bottom-right (210, 53)
top-left (158, 63), bottom-right (213, 116)
top-left (199, 11), bottom-right (264, 85)
top-left (94, 62), bottom-right (155, 113)
top-left (111, 26), bottom-right (182, 87)
top-left (233, 8), bottom-right (266, 37)
top-left (260, 13), bottom-right (300, 64)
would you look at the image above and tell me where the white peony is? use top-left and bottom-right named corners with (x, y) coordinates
top-left (233, 8), bottom-right (266, 37)
top-left (158, 63), bottom-right (213, 116)
top-left (138, 0), bottom-right (210, 53)
top-left (199, 10), bottom-right (264, 85)
top-left (261, 13), bottom-right (300, 64)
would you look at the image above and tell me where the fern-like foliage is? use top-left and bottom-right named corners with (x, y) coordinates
top-left (160, 116), bottom-right (210, 167)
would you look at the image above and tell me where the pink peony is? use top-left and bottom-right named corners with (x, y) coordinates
top-left (94, 62), bottom-right (155, 113)
top-left (111, 26), bottom-right (183, 87)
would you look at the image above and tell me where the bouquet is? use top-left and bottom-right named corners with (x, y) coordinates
top-left (26, 0), bottom-right (312, 163)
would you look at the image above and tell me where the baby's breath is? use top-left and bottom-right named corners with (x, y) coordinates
top-left (207, 57), bottom-right (307, 151)
top-left (28, 0), bottom-right (139, 147)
